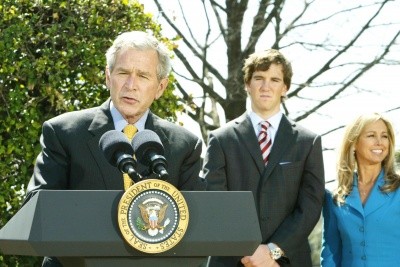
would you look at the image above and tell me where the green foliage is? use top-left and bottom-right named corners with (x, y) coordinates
top-left (0, 0), bottom-right (180, 265)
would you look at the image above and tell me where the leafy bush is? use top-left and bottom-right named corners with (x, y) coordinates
top-left (0, 0), bottom-right (180, 265)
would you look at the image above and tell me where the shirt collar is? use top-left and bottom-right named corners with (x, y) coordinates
top-left (248, 110), bottom-right (282, 133)
top-left (109, 101), bottom-right (148, 132)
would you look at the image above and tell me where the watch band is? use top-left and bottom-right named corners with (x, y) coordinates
top-left (267, 243), bottom-right (284, 260)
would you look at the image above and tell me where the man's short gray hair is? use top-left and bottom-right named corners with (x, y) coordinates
top-left (106, 31), bottom-right (171, 80)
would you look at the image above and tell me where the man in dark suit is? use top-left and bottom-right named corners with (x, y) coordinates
top-left (25, 31), bottom-right (204, 266)
top-left (203, 49), bottom-right (325, 267)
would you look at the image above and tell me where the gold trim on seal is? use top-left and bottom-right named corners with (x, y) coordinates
top-left (117, 179), bottom-right (189, 253)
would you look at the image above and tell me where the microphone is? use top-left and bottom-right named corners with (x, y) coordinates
top-left (131, 129), bottom-right (169, 180)
top-left (99, 130), bottom-right (141, 182)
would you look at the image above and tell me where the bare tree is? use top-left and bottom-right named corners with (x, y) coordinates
top-left (149, 0), bottom-right (400, 142)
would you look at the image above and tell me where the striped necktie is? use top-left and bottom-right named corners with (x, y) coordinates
top-left (258, 121), bottom-right (272, 165)
top-left (122, 124), bottom-right (137, 189)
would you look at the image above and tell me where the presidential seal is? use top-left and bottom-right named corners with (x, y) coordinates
top-left (117, 179), bottom-right (189, 253)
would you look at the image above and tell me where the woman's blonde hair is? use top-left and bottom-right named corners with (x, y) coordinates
top-left (334, 113), bottom-right (400, 204)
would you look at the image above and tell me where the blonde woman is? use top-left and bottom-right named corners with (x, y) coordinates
top-left (321, 113), bottom-right (400, 266)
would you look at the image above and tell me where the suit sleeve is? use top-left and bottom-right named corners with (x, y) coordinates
top-left (321, 190), bottom-right (342, 267)
top-left (177, 136), bottom-right (205, 190)
top-left (24, 121), bottom-right (69, 203)
top-left (202, 132), bottom-right (227, 191)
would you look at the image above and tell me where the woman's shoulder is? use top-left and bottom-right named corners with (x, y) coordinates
top-left (323, 188), bottom-right (337, 207)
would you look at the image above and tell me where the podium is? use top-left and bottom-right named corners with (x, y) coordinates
top-left (0, 190), bottom-right (261, 267)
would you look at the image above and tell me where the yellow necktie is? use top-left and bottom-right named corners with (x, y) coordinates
top-left (122, 124), bottom-right (137, 190)
top-left (123, 124), bottom-right (137, 141)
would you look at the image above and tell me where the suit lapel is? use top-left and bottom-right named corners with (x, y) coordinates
top-left (144, 112), bottom-right (171, 157)
top-left (346, 172), bottom-right (389, 217)
top-left (363, 173), bottom-right (391, 217)
top-left (87, 99), bottom-right (118, 189)
top-left (346, 184), bottom-right (364, 217)
top-left (263, 116), bottom-right (295, 179)
top-left (234, 113), bottom-right (264, 175)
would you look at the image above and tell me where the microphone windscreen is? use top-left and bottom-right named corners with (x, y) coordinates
top-left (99, 130), bottom-right (134, 166)
top-left (131, 130), bottom-right (164, 164)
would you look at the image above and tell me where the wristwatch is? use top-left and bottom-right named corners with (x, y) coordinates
top-left (267, 243), bottom-right (285, 260)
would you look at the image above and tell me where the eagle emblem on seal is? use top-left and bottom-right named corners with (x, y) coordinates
top-left (137, 198), bottom-right (170, 236)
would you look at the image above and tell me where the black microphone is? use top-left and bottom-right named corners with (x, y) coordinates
top-left (131, 129), bottom-right (169, 180)
top-left (99, 130), bottom-right (141, 182)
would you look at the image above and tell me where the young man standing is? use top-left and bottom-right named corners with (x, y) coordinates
top-left (203, 49), bottom-right (325, 267)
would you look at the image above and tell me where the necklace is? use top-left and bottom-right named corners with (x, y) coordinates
top-left (358, 180), bottom-right (375, 203)
top-left (358, 179), bottom-right (376, 185)
top-left (358, 187), bottom-right (370, 196)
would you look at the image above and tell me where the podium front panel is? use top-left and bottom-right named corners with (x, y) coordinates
top-left (0, 190), bottom-right (261, 257)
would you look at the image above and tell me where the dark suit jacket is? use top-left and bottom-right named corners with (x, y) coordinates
top-left (203, 113), bottom-right (325, 267)
top-left (26, 99), bottom-right (204, 200)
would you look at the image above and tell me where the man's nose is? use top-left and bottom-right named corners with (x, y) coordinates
top-left (125, 75), bottom-right (136, 89)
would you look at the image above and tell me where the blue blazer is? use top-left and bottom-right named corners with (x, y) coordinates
top-left (321, 170), bottom-right (400, 266)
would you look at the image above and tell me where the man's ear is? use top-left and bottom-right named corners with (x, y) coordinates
top-left (244, 84), bottom-right (250, 94)
top-left (281, 84), bottom-right (288, 96)
top-left (155, 77), bottom-right (169, 100)
top-left (105, 67), bottom-right (110, 89)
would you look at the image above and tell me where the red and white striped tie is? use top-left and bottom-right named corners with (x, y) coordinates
top-left (258, 121), bottom-right (272, 165)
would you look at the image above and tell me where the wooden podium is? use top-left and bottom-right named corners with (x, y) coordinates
top-left (0, 190), bottom-right (262, 267)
